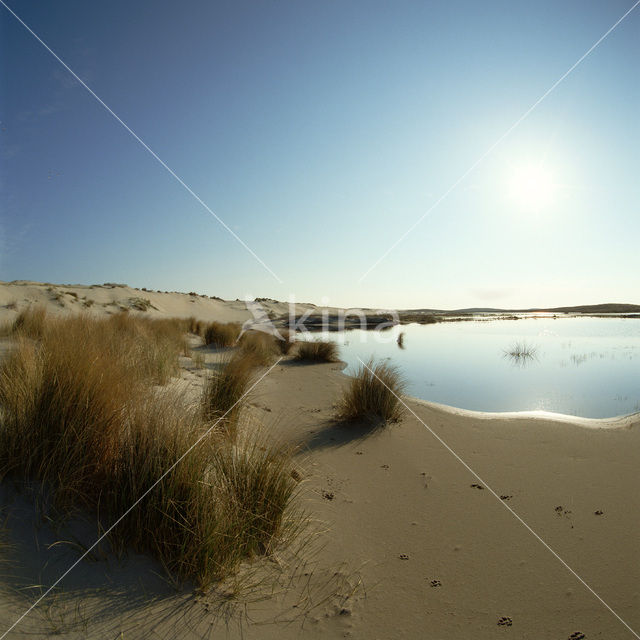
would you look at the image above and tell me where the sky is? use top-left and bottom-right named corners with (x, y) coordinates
top-left (0, 0), bottom-right (638, 310)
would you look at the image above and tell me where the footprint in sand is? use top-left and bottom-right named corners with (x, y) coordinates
top-left (568, 633), bottom-right (585, 640)
top-left (429, 579), bottom-right (441, 588)
top-left (380, 464), bottom-right (389, 470)
top-left (500, 495), bottom-right (513, 501)
top-left (470, 483), bottom-right (484, 490)
top-left (594, 510), bottom-right (603, 516)
top-left (321, 490), bottom-right (335, 501)
top-left (497, 616), bottom-right (513, 626)
top-left (398, 553), bottom-right (409, 560)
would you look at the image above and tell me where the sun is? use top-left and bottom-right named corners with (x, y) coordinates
top-left (507, 163), bottom-right (557, 212)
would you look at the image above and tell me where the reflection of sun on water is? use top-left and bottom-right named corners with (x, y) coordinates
top-left (507, 164), bottom-right (557, 212)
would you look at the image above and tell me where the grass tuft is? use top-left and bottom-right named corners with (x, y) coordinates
top-left (203, 322), bottom-right (241, 347)
top-left (504, 341), bottom-right (537, 358)
top-left (187, 316), bottom-right (204, 336)
top-left (336, 358), bottom-right (405, 425)
top-left (11, 306), bottom-right (48, 339)
top-left (0, 313), bottom-right (299, 588)
top-left (237, 331), bottom-right (280, 366)
top-left (201, 354), bottom-right (256, 439)
top-left (296, 340), bottom-right (339, 363)
top-left (274, 329), bottom-right (296, 355)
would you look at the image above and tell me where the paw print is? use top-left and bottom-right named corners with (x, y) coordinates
top-left (398, 553), bottom-right (409, 560)
top-left (429, 579), bottom-right (441, 587)
top-left (497, 616), bottom-right (513, 626)
top-left (321, 490), bottom-right (335, 501)
top-left (470, 483), bottom-right (484, 490)
top-left (568, 633), bottom-right (585, 640)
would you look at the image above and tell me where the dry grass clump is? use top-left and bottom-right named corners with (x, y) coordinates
top-left (276, 330), bottom-right (296, 355)
top-left (105, 313), bottom-right (187, 384)
top-left (0, 313), bottom-right (300, 588)
top-left (109, 399), bottom-right (299, 586)
top-left (201, 355), bottom-right (256, 439)
top-left (11, 306), bottom-right (48, 339)
top-left (237, 330), bottom-right (280, 366)
top-left (210, 431), bottom-right (300, 559)
top-left (203, 322), bottom-right (241, 347)
top-left (0, 314), bottom-right (186, 490)
top-left (336, 359), bottom-right (405, 425)
top-left (187, 316), bottom-right (204, 336)
top-left (295, 340), bottom-right (339, 363)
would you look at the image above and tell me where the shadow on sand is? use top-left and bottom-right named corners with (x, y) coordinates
top-left (0, 483), bottom-right (254, 639)
top-left (301, 418), bottom-right (386, 452)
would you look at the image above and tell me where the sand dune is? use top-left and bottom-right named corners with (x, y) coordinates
top-left (0, 280), bottom-right (304, 325)
top-left (0, 284), bottom-right (638, 639)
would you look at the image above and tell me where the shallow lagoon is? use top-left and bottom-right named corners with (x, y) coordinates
top-left (306, 316), bottom-right (640, 419)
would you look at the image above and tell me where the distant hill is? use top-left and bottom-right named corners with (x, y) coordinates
top-left (406, 303), bottom-right (640, 315)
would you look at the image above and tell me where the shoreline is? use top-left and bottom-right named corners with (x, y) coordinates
top-left (334, 359), bottom-right (640, 426)
top-left (403, 396), bottom-right (640, 428)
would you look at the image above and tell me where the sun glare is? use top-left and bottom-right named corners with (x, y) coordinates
top-left (507, 164), bottom-right (557, 212)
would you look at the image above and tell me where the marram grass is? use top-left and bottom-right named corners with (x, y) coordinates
top-left (0, 312), bottom-right (300, 588)
top-left (295, 340), bottom-right (339, 362)
top-left (336, 358), bottom-right (406, 425)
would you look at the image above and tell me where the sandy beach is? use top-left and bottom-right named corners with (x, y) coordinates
top-left (0, 283), bottom-right (638, 639)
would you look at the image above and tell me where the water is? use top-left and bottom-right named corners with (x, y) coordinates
top-left (303, 316), bottom-right (640, 418)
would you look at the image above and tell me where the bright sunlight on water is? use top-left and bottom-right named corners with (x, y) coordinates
top-left (306, 316), bottom-right (640, 419)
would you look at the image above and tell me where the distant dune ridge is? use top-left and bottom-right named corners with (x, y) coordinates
top-left (1, 281), bottom-right (638, 330)
top-left (0, 280), bottom-right (315, 325)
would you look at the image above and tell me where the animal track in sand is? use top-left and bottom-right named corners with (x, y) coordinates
top-left (429, 579), bottom-right (441, 587)
top-left (470, 483), bottom-right (484, 490)
top-left (398, 554), bottom-right (409, 560)
top-left (321, 490), bottom-right (335, 501)
top-left (594, 510), bottom-right (603, 516)
top-left (500, 495), bottom-right (513, 501)
top-left (568, 632), bottom-right (585, 640)
top-left (380, 464), bottom-right (389, 469)
top-left (497, 616), bottom-right (513, 626)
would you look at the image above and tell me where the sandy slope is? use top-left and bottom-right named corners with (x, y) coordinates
top-left (0, 287), bottom-right (638, 639)
top-left (0, 280), bottom-right (318, 325)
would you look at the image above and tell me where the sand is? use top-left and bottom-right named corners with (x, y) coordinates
top-left (0, 280), bottom-right (308, 325)
top-left (0, 283), bottom-right (638, 639)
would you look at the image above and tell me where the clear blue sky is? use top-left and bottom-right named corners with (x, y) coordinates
top-left (1, 0), bottom-right (638, 309)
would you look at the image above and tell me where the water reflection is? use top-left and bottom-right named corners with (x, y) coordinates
top-left (503, 341), bottom-right (538, 368)
top-left (304, 317), bottom-right (640, 418)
